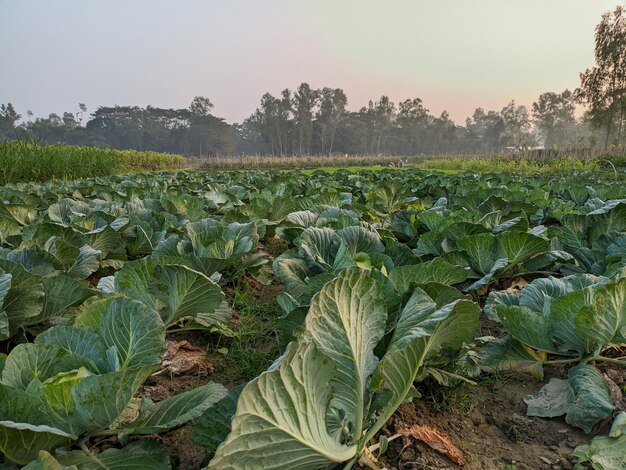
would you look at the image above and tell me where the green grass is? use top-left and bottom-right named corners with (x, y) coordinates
top-left (217, 285), bottom-right (285, 383)
top-left (417, 380), bottom-right (474, 414)
top-left (6, 142), bottom-right (620, 185)
top-left (413, 155), bottom-right (604, 174)
top-left (0, 140), bottom-right (187, 184)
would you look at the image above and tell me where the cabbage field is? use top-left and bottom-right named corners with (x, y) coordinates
top-left (0, 168), bottom-right (625, 469)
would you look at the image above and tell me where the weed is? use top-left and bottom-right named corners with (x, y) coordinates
top-left (418, 381), bottom-right (474, 414)
top-left (264, 237), bottom-right (289, 257)
top-left (218, 287), bottom-right (285, 383)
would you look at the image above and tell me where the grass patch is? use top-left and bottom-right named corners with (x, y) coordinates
top-left (217, 285), bottom-right (285, 384)
top-left (0, 140), bottom-right (187, 184)
top-left (413, 155), bottom-right (604, 174)
top-left (417, 380), bottom-right (474, 414)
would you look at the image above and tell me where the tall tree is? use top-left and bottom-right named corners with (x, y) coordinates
top-left (577, 5), bottom-right (626, 151)
top-left (292, 83), bottom-right (318, 155)
top-left (532, 90), bottom-right (577, 148)
top-left (0, 103), bottom-right (21, 140)
top-left (396, 98), bottom-right (429, 154)
top-left (279, 89), bottom-right (294, 155)
top-left (189, 96), bottom-right (213, 156)
top-left (500, 100), bottom-right (531, 147)
top-left (186, 96), bottom-right (236, 156)
top-left (362, 96), bottom-right (395, 155)
top-left (316, 88), bottom-right (347, 155)
top-left (429, 110), bottom-right (457, 153)
top-left (251, 92), bottom-right (293, 156)
top-left (76, 103), bottom-right (87, 126)
top-left (189, 96), bottom-right (214, 117)
top-left (465, 108), bottom-right (505, 152)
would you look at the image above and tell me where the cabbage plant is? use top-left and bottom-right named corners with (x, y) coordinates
top-left (98, 257), bottom-right (228, 329)
top-left (0, 296), bottom-right (226, 466)
top-left (194, 267), bottom-right (480, 469)
top-left (485, 275), bottom-right (626, 432)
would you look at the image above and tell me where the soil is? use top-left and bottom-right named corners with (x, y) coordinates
top-left (160, 426), bottom-right (209, 470)
top-left (377, 370), bottom-right (625, 470)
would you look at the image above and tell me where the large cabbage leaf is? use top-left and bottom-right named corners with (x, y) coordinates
top-left (207, 268), bottom-right (480, 468)
top-left (23, 440), bottom-right (171, 470)
top-left (208, 341), bottom-right (356, 469)
top-left (102, 257), bottom-right (226, 328)
top-left (524, 364), bottom-right (614, 433)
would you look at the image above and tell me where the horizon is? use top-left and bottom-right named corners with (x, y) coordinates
top-left (1, 0), bottom-right (622, 125)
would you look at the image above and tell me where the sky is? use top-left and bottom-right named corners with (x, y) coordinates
top-left (0, 0), bottom-right (622, 125)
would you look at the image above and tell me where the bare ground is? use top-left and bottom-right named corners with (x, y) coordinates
top-left (378, 369), bottom-right (625, 470)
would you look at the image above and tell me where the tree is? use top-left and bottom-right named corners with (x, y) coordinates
top-left (278, 89), bottom-right (294, 155)
top-left (62, 112), bottom-right (78, 128)
top-left (186, 97), bottom-right (236, 156)
top-left (396, 98), bottom-right (429, 154)
top-left (500, 100), bottom-right (531, 147)
top-left (292, 83), bottom-right (318, 155)
top-left (577, 5), bottom-right (626, 151)
top-left (465, 107), bottom-right (505, 152)
top-left (190, 96), bottom-right (214, 117)
top-left (76, 103), bottom-right (87, 126)
top-left (249, 92), bottom-right (293, 156)
top-left (360, 96), bottom-right (395, 155)
top-left (87, 106), bottom-right (145, 149)
top-left (532, 90), bottom-right (577, 148)
top-left (234, 120), bottom-right (267, 155)
top-left (316, 88), bottom-right (347, 155)
top-left (0, 103), bottom-right (21, 140)
top-left (429, 110), bottom-right (457, 153)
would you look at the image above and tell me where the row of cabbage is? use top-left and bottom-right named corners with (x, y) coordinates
top-left (0, 168), bottom-right (624, 468)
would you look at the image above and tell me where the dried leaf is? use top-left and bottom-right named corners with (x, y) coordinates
top-left (398, 424), bottom-right (466, 466)
top-left (157, 340), bottom-right (214, 375)
top-left (508, 277), bottom-right (528, 291)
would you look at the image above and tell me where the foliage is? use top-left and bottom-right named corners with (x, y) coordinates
top-left (0, 166), bottom-right (624, 466)
top-left (573, 412), bottom-right (626, 469)
top-left (577, 5), bottom-right (626, 151)
top-left (415, 156), bottom-right (604, 174)
top-left (202, 268), bottom-right (480, 469)
top-left (0, 296), bottom-right (225, 464)
top-left (485, 275), bottom-right (625, 432)
top-left (0, 141), bottom-right (186, 184)
top-left (0, 76), bottom-right (606, 156)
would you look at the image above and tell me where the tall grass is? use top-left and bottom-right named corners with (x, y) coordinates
top-left (0, 141), bottom-right (187, 184)
top-left (196, 154), bottom-right (405, 171)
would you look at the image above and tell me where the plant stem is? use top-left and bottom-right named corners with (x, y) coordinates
top-left (79, 442), bottom-right (93, 454)
top-left (92, 429), bottom-right (120, 437)
top-left (594, 356), bottom-right (626, 366)
top-left (542, 357), bottom-right (580, 365)
top-left (367, 433), bottom-right (403, 453)
top-left (167, 327), bottom-right (198, 334)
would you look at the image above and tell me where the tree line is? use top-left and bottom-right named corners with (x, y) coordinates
top-left (1, 6), bottom-right (624, 157)
top-left (0, 90), bottom-right (597, 157)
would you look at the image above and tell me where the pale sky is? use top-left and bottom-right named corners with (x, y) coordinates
top-left (0, 0), bottom-right (622, 124)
